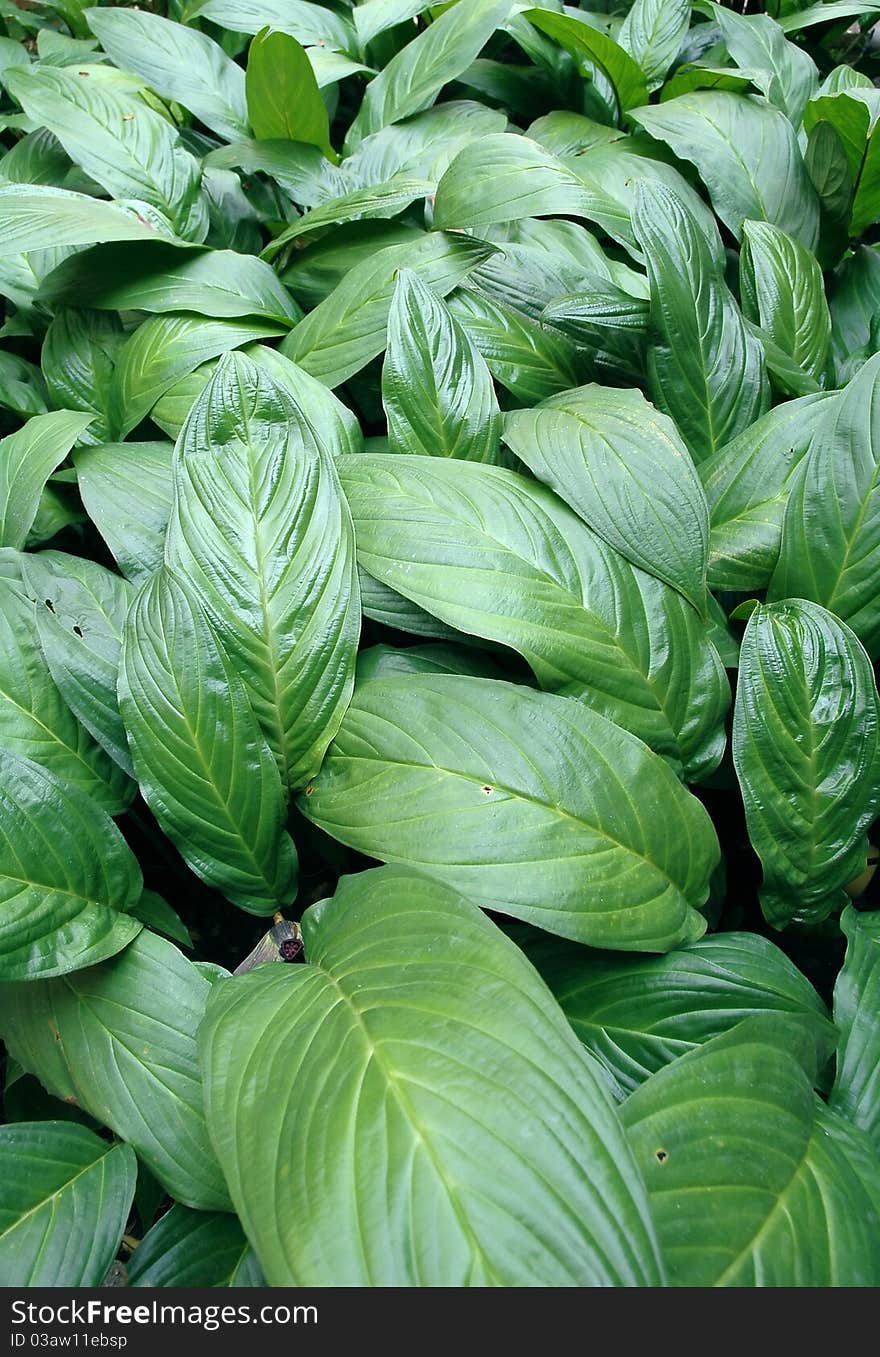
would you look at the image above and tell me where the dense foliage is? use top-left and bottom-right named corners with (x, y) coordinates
top-left (1, 0), bottom-right (880, 1289)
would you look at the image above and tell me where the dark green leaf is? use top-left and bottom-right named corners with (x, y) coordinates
top-left (0, 750), bottom-right (141, 981)
top-left (733, 600), bottom-right (880, 927)
top-left (830, 905), bottom-right (880, 1153)
top-left (0, 1122), bottom-right (136, 1286)
top-left (246, 27), bottom-right (334, 160)
top-left (382, 269), bottom-right (502, 464)
top-left (632, 180), bottom-right (769, 462)
top-left (0, 410), bottom-right (93, 548)
top-left (0, 930), bottom-right (232, 1210)
top-left (503, 384), bottom-right (709, 612)
top-left (128, 1205), bottom-right (264, 1288)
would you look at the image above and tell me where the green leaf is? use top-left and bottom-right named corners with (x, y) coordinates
top-left (0, 1122), bottom-right (136, 1287)
top-left (702, 393), bottom-right (834, 592)
top-left (165, 352), bottom-right (360, 792)
top-left (0, 576), bottom-right (133, 816)
top-left (382, 269), bottom-right (502, 464)
top-left (246, 27), bottom-right (333, 159)
top-left (75, 442), bottom-right (173, 585)
top-left (128, 889), bottom-right (191, 950)
top-left (830, 905), bottom-right (880, 1153)
top-left (432, 132), bottom-right (597, 232)
top-left (0, 750), bottom-right (141, 981)
top-left (829, 245), bottom-right (880, 378)
top-left (770, 353), bottom-right (880, 656)
top-left (300, 676), bottom-right (718, 949)
top-left (5, 64), bottom-right (208, 243)
top-left (119, 568), bottom-right (298, 914)
top-left (0, 409), bottom-right (93, 549)
top-left (85, 7), bottom-right (249, 144)
top-left (40, 309), bottom-right (124, 446)
top-left (0, 930), bottom-right (231, 1210)
top-left (541, 284), bottom-right (649, 385)
top-left (449, 286), bottom-right (582, 403)
top-left (339, 454), bottom-right (729, 778)
top-left (0, 184), bottom-right (185, 257)
top-left (619, 0), bottom-right (691, 89)
top-left (280, 230), bottom-right (494, 388)
top-left (261, 176), bottom-right (434, 261)
top-left (622, 1017), bottom-right (880, 1287)
top-left (702, 3), bottom-right (818, 125)
top-left (356, 640), bottom-right (508, 684)
top-left (778, 1), bottom-right (880, 32)
top-left (733, 600), bottom-right (880, 928)
top-left (194, 0), bottom-right (355, 56)
top-left (740, 221), bottom-right (831, 395)
top-left (40, 242), bottom-right (301, 326)
top-left (128, 1205), bottom-right (264, 1287)
top-left (527, 930), bottom-right (832, 1095)
top-left (107, 314), bottom-right (284, 439)
top-left (632, 180), bottom-right (769, 462)
top-left (630, 91), bottom-right (820, 250)
top-left (20, 551), bottom-right (135, 776)
top-left (200, 865), bottom-right (664, 1284)
top-left (525, 7), bottom-right (650, 113)
top-left (503, 385), bottom-right (708, 613)
top-left (345, 0), bottom-right (512, 150)
top-left (353, 0), bottom-right (434, 48)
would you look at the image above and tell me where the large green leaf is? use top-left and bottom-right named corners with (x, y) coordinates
top-left (6, 64), bottom-right (208, 243)
top-left (41, 309), bottom-right (125, 445)
top-left (85, 7), bottom-right (249, 143)
top-left (246, 27), bottom-right (333, 160)
top-left (632, 180), bottom-right (769, 462)
top-left (40, 242), bottom-right (301, 325)
top-left (830, 905), bottom-right (880, 1153)
top-left (524, 7), bottom-right (649, 113)
top-left (280, 231), bottom-right (494, 388)
top-left (619, 0), bottom-right (690, 90)
top-left (503, 385), bottom-right (708, 613)
top-left (120, 568), bottom-right (298, 913)
top-left (200, 866), bottom-right (664, 1284)
top-left (622, 1017), bottom-right (880, 1287)
top-left (244, 343), bottom-right (364, 457)
top-left (631, 90), bottom-right (820, 249)
top-left (526, 931), bottom-right (831, 1096)
top-left (338, 454), bottom-right (729, 778)
top-left (75, 441), bottom-right (173, 585)
top-left (20, 551), bottom-right (134, 775)
top-left (0, 931), bottom-right (231, 1210)
top-left (0, 1122), bottom-right (136, 1287)
top-left (107, 314), bottom-right (284, 439)
top-left (703, 3), bottom-right (818, 124)
top-left (345, 0), bottom-right (512, 150)
top-left (382, 269), bottom-right (502, 464)
top-left (128, 1206), bottom-right (264, 1288)
top-left (0, 750), bottom-right (141, 981)
top-left (194, 0), bottom-right (355, 55)
top-left (702, 393), bottom-right (834, 591)
top-left (0, 184), bottom-right (185, 256)
top-left (0, 409), bottom-right (92, 548)
top-left (448, 286), bottom-right (582, 403)
top-left (803, 90), bottom-right (880, 239)
top-left (300, 676), bottom-right (718, 949)
top-left (165, 352), bottom-right (359, 792)
top-left (770, 353), bottom-right (880, 656)
top-left (261, 176), bottom-right (434, 260)
top-left (732, 600), bottom-right (880, 928)
top-left (0, 576), bottom-right (132, 816)
top-left (740, 220), bottom-right (831, 395)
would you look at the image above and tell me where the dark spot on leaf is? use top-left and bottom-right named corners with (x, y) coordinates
top-left (73, 625), bottom-right (83, 638)
top-left (44, 599), bottom-right (55, 613)
top-left (305, 785), bottom-right (314, 796)
top-left (655, 1149), bottom-right (668, 1164)
top-left (65, 1095), bottom-right (78, 1106)
top-left (481, 785), bottom-right (493, 795)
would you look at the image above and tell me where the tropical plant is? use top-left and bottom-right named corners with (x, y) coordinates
top-left (1, 0), bottom-right (880, 1289)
